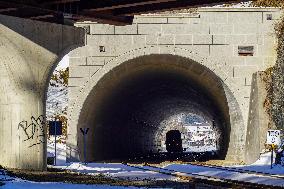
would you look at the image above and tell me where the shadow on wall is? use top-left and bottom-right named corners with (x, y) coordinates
top-left (0, 14), bottom-right (85, 55)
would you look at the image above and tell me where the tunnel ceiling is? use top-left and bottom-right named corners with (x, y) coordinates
top-left (78, 55), bottom-right (231, 162)
top-left (0, 0), bottom-right (244, 25)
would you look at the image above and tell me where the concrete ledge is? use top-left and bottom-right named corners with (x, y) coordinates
top-left (198, 7), bottom-right (282, 12)
top-left (90, 24), bottom-right (115, 34)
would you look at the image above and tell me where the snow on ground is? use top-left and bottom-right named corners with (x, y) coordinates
top-left (161, 163), bottom-right (284, 187)
top-left (56, 163), bottom-right (175, 181)
top-left (47, 137), bottom-right (67, 166)
top-left (0, 167), bottom-right (156, 189)
top-left (46, 54), bottom-right (69, 165)
top-left (46, 55), bottom-right (69, 119)
top-left (0, 169), bottom-right (10, 182)
top-left (150, 152), bottom-right (284, 186)
top-left (46, 84), bottom-right (67, 118)
top-left (46, 81), bottom-right (67, 120)
top-left (1, 178), bottom-right (143, 189)
top-left (233, 152), bottom-right (284, 175)
top-left (1, 181), bottom-right (141, 189)
top-left (47, 136), bottom-right (175, 180)
top-left (51, 153), bottom-right (284, 187)
top-left (46, 136), bottom-right (284, 185)
top-left (152, 152), bottom-right (284, 186)
top-left (52, 160), bottom-right (284, 187)
top-left (212, 1), bottom-right (253, 7)
top-left (187, 146), bottom-right (217, 153)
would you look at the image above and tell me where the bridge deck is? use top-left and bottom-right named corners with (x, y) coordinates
top-left (0, 0), bottom-right (244, 25)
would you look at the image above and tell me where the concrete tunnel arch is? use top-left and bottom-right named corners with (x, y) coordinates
top-left (70, 50), bottom-right (245, 162)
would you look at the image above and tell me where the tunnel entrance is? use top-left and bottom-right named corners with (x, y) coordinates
top-left (166, 130), bottom-right (183, 153)
top-left (78, 54), bottom-right (234, 162)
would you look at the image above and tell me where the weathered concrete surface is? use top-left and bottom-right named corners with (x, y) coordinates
top-left (245, 72), bottom-right (271, 164)
top-left (0, 15), bottom-right (85, 170)
top-left (68, 8), bottom-right (281, 163)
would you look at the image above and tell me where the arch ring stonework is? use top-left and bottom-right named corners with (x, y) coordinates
top-left (67, 45), bottom-right (246, 163)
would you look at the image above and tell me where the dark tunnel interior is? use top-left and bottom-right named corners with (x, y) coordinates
top-left (78, 55), bottom-right (231, 162)
top-left (166, 130), bottom-right (183, 153)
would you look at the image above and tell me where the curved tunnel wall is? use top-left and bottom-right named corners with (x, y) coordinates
top-left (77, 54), bottom-right (241, 162)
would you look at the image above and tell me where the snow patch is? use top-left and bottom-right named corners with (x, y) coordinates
top-left (56, 163), bottom-right (175, 181)
top-left (233, 152), bottom-right (284, 175)
top-left (2, 180), bottom-right (141, 189)
top-left (47, 137), bottom-right (67, 166)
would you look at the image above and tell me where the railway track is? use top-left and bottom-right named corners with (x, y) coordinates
top-left (183, 162), bottom-right (284, 179)
top-left (124, 163), bottom-right (284, 188)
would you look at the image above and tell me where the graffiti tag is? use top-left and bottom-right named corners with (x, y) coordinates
top-left (18, 115), bottom-right (46, 148)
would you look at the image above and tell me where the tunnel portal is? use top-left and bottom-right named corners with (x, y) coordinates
top-left (78, 55), bottom-right (231, 162)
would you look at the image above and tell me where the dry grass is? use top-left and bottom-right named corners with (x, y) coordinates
top-left (252, 0), bottom-right (284, 7)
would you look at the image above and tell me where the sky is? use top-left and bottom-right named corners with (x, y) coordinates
top-left (56, 54), bottom-right (69, 70)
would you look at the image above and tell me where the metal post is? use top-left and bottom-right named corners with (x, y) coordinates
top-left (83, 133), bottom-right (87, 164)
top-left (271, 149), bottom-right (273, 169)
top-left (80, 127), bottom-right (89, 164)
top-left (54, 120), bottom-right (57, 166)
top-left (271, 145), bottom-right (274, 169)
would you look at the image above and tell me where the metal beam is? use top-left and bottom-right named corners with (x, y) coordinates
top-left (0, 0), bottom-right (244, 25)
top-left (80, 0), bottom-right (177, 11)
top-left (75, 12), bottom-right (133, 25)
top-left (0, 7), bottom-right (18, 13)
top-left (42, 0), bottom-right (80, 5)
top-left (111, 0), bottom-right (247, 16)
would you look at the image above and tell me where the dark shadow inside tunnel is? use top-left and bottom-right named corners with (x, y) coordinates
top-left (166, 130), bottom-right (183, 153)
top-left (78, 54), bottom-right (232, 162)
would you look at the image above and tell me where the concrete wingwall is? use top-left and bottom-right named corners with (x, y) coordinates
top-left (67, 8), bottom-right (281, 163)
top-left (0, 15), bottom-right (85, 170)
top-left (245, 72), bottom-right (271, 164)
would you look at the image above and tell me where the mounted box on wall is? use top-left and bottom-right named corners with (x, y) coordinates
top-left (238, 46), bottom-right (254, 56)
